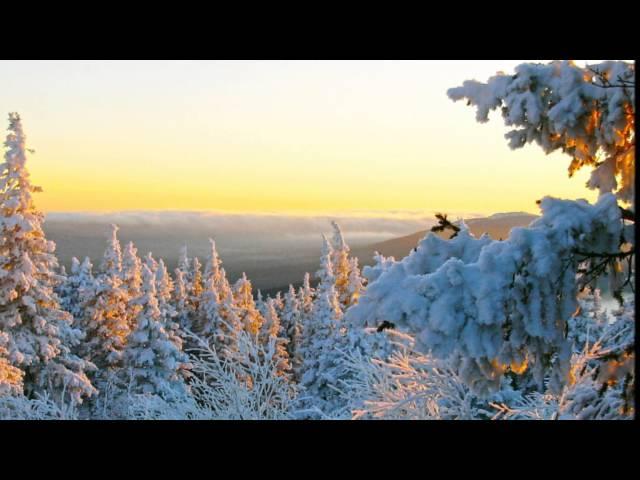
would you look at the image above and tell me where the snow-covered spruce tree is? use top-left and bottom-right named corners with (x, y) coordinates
top-left (232, 273), bottom-right (263, 336)
top-left (0, 113), bottom-right (96, 404)
top-left (120, 241), bottom-right (144, 335)
top-left (258, 298), bottom-right (291, 378)
top-left (144, 251), bottom-right (158, 276)
top-left (330, 221), bottom-right (365, 308)
top-left (173, 268), bottom-right (190, 329)
top-left (255, 290), bottom-right (267, 318)
top-left (57, 256), bottom-right (97, 323)
top-left (298, 271), bottom-right (315, 316)
top-left (296, 237), bottom-right (333, 375)
top-left (0, 332), bottom-right (23, 397)
top-left (80, 272), bottom-right (130, 370)
top-left (173, 246), bottom-right (199, 335)
top-left (177, 245), bottom-right (191, 280)
top-left (281, 284), bottom-right (303, 373)
top-left (296, 238), bottom-right (352, 416)
top-left (155, 260), bottom-right (175, 320)
top-left (196, 276), bottom-right (223, 341)
top-left (121, 241), bottom-right (142, 300)
top-left (100, 224), bottom-right (123, 277)
top-left (273, 291), bottom-right (284, 314)
top-left (196, 276), bottom-right (242, 357)
top-left (346, 256), bottom-right (365, 306)
top-left (297, 282), bottom-right (344, 417)
top-left (316, 234), bottom-right (337, 297)
top-left (78, 225), bottom-right (132, 372)
top-left (203, 238), bottom-right (233, 303)
top-left (155, 259), bottom-right (185, 353)
top-left (295, 233), bottom-right (398, 417)
top-left (190, 256), bottom-right (204, 311)
top-left (122, 264), bottom-right (189, 398)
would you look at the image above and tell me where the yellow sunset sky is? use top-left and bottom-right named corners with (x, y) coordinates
top-left (0, 60), bottom-right (599, 216)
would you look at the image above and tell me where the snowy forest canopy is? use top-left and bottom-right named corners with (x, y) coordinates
top-left (0, 60), bottom-right (635, 420)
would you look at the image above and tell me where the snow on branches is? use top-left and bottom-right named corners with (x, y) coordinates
top-left (448, 60), bottom-right (635, 206)
top-left (346, 194), bottom-right (626, 396)
top-left (0, 113), bottom-right (96, 404)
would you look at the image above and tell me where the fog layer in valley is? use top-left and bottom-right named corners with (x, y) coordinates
top-left (44, 211), bottom-right (439, 293)
top-left (44, 210), bottom-right (540, 295)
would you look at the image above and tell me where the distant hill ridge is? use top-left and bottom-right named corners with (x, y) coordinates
top-left (354, 212), bottom-right (538, 262)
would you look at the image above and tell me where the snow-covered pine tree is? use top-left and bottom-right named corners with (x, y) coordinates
top-left (190, 257), bottom-right (204, 311)
top-left (155, 259), bottom-right (174, 316)
top-left (80, 272), bottom-right (131, 370)
top-left (177, 245), bottom-right (191, 281)
top-left (144, 252), bottom-right (158, 275)
top-left (121, 241), bottom-right (143, 331)
top-left (197, 276), bottom-right (232, 353)
top-left (0, 332), bottom-right (23, 397)
top-left (298, 272), bottom-right (315, 316)
top-left (123, 264), bottom-right (189, 398)
top-left (273, 291), bottom-right (285, 314)
top-left (194, 246), bottom-right (242, 357)
top-left (174, 246), bottom-right (199, 334)
top-left (329, 221), bottom-right (366, 308)
top-left (298, 282), bottom-right (344, 416)
top-left (203, 238), bottom-right (233, 303)
top-left (255, 290), bottom-right (267, 318)
top-left (258, 298), bottom-right (291, 378)
top-left (316, 234), bottom-right (336, 295)
top-left (0, 113), bottom-right (96, 403)
top-left (121, 241), bottom-right (142, 303)
top-left (232, 273), bottom-right (263, 336)
top-left (59, 256), bottom-right (97, 325)
top-left (57, 259), bottom-right (77, 320)
top-left (172, 268), bottom-right (192, 332)
top-left (330, 221), bottom-right (352, 307)
top-left (155, 259), bottom-right (182, 349)
top-left (280, 284), bottom-right (303, 364)
top-left (100, 224), bottom-right (122, 277)
top-left (346, 256), bottom-right (365, 307)
top-left (298, 235), bottom-right (338, 355)
top-left (78, 225), bottom-right (133, 373)
top-left (55, 263), bottom-right (71, 315)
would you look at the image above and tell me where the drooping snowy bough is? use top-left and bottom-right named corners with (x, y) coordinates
top-left (346, 194), bottom-right (626, 396)
top-left (447, 60), bottom-right (635, 206)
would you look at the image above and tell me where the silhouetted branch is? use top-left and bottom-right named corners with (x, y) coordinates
top-left (431, 213), bottom-right (460, 239)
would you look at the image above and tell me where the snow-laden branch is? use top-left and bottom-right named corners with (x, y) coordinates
top-left (346, 194), bottom-right (627, 396)
top-left (448, 60), bottom-right (635, 206)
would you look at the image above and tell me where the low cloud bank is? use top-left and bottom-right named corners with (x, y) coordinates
top-left (45, 210), bottom-right (472, 243)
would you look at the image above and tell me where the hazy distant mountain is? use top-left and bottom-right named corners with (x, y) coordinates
top-left (350, 213), bottom-right (538, 263)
